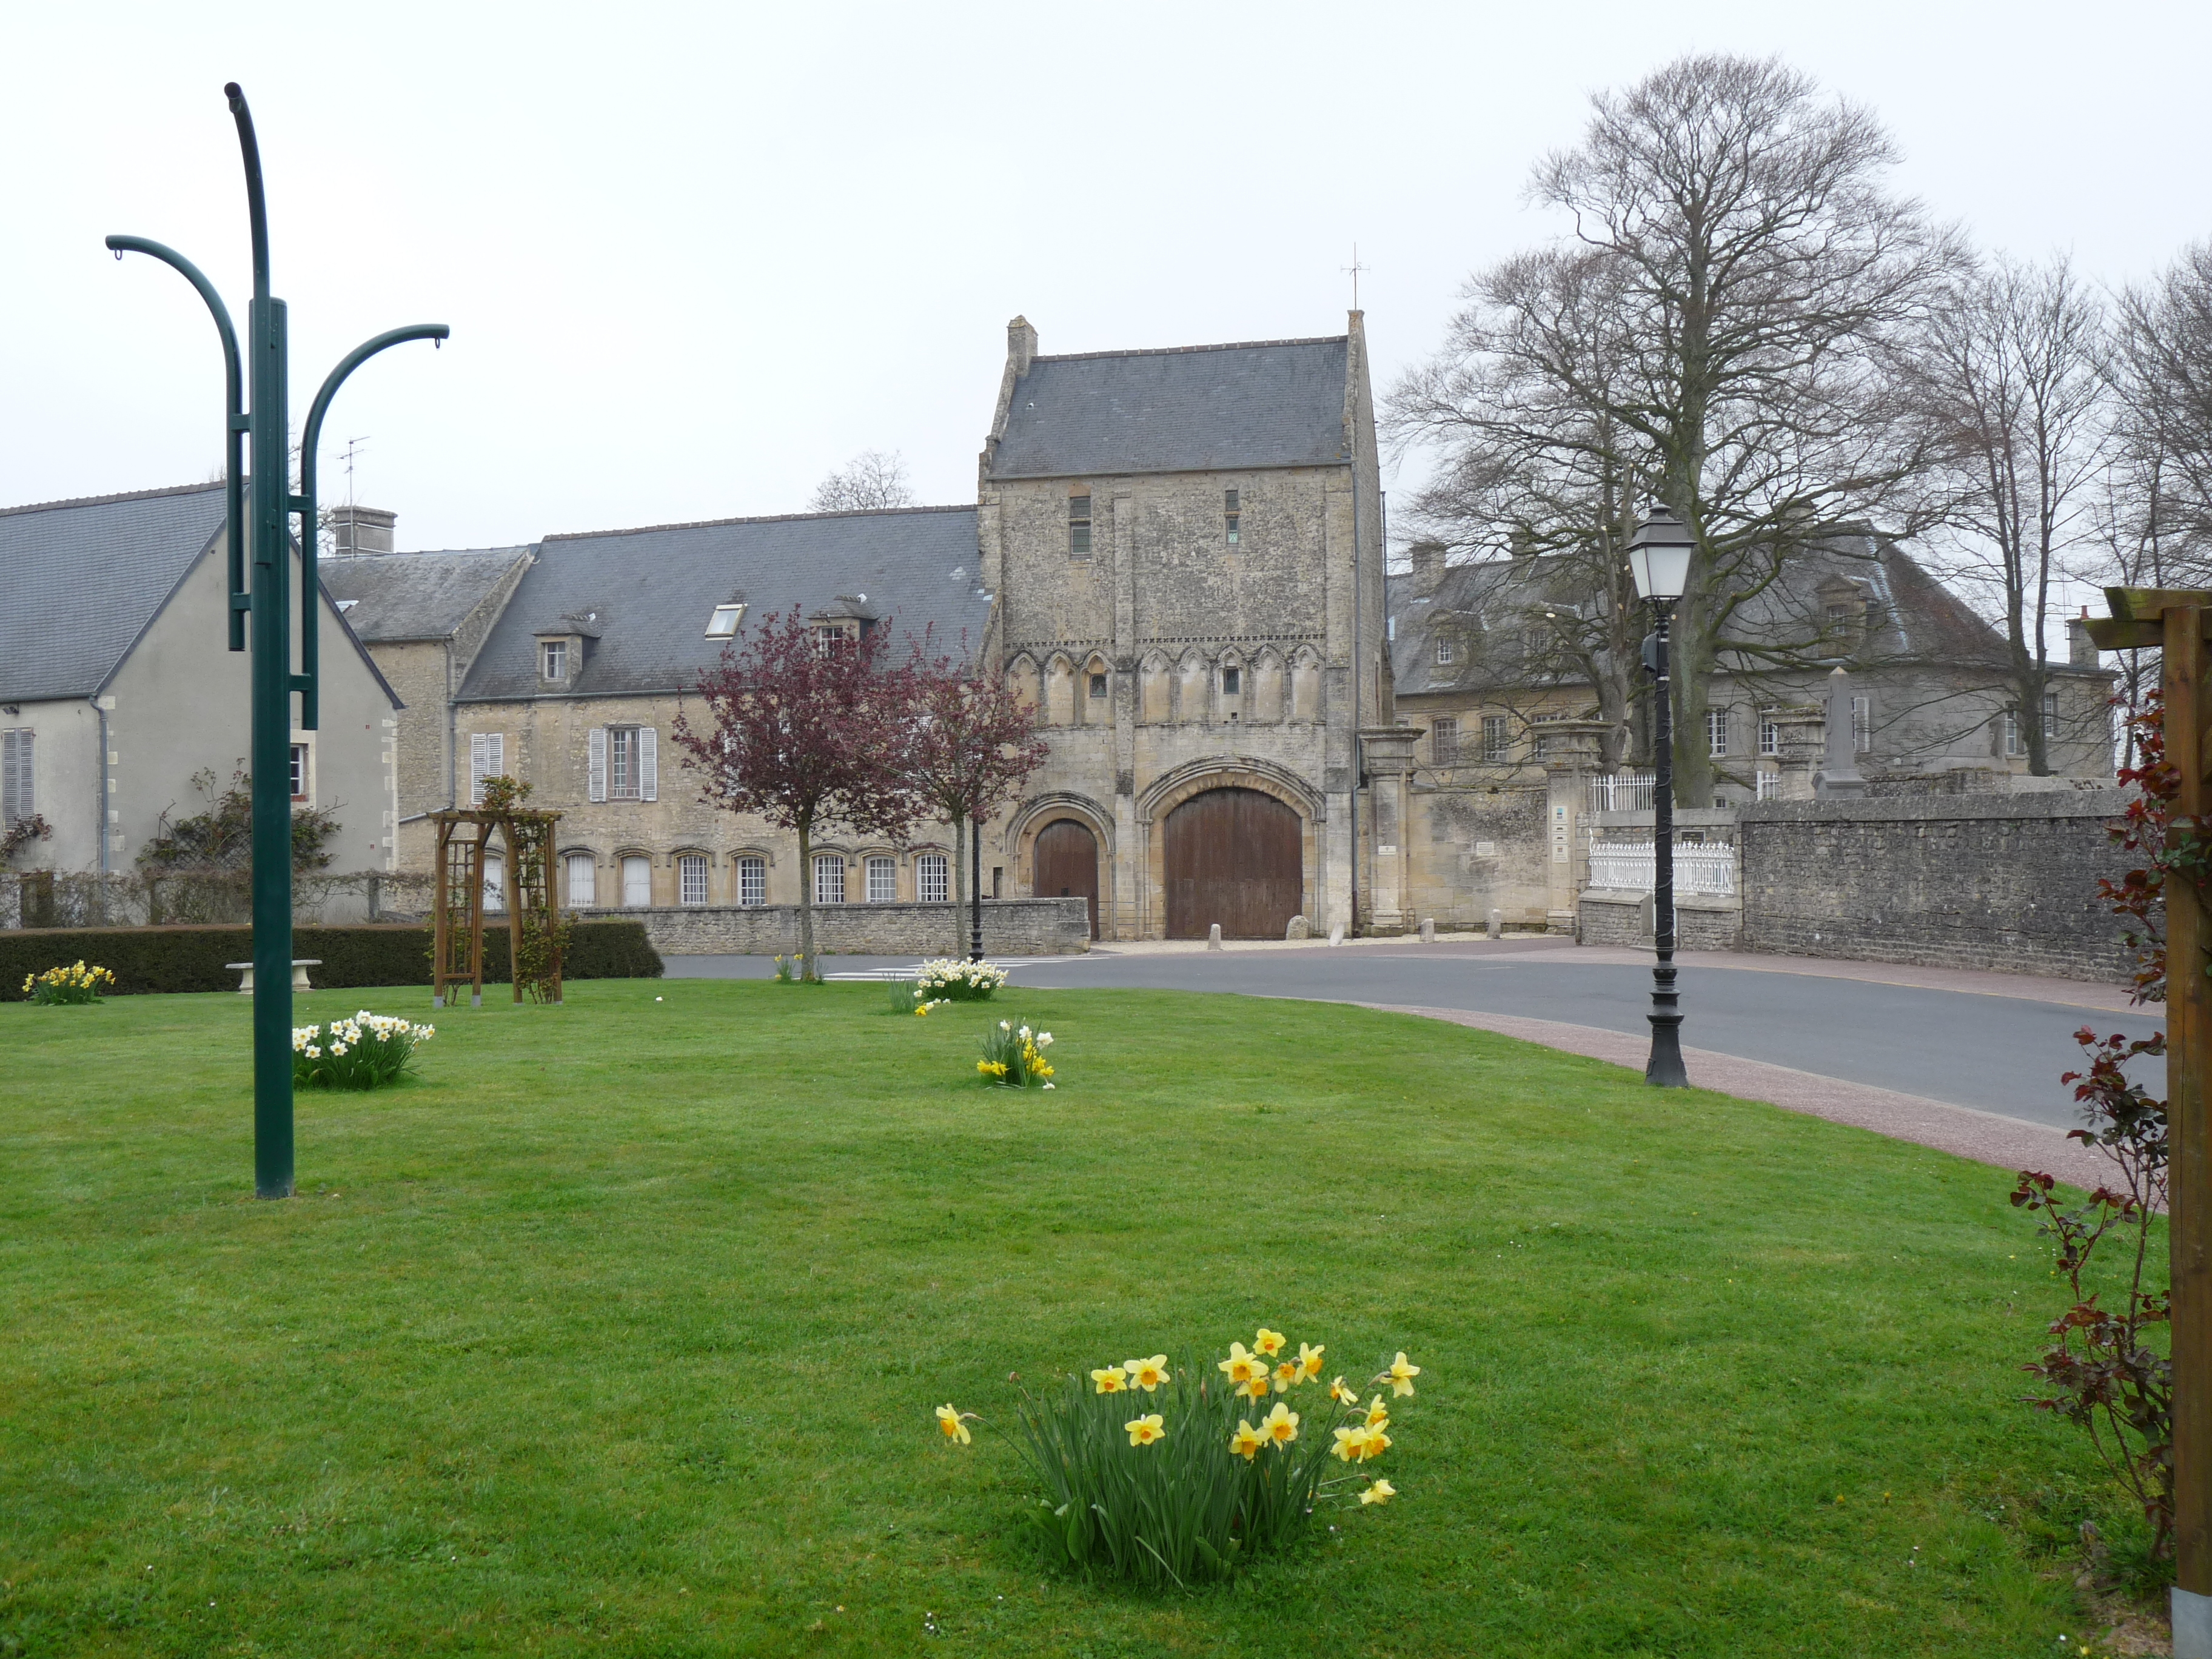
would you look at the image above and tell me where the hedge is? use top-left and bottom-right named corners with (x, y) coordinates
top-left (0, 921), bottom-right (663, 1000)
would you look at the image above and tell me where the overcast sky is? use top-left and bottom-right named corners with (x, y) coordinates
top-left (5, 1), bottom-right (2208, 557)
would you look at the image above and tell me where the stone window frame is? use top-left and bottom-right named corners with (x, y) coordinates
top-left (862, 853), bottom-right (899, 903)
top-left (734, 851), bottom-right (770, 907)
top-left (675, 850), bottom-right (711, 907)
top-left (813, 851), bottom-right (848, 906)
top-left (559, 846), bottom-right (598, 908)
top-left (916, 850), bottom-right (950, 905)
top-left (615, 848), bottom-right (654, 910)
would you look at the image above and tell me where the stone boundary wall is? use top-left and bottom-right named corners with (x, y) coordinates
top-left (1577, 890), bottom-right (1742, 951)
top-left (0, 870), bottom-right (431, 930)
top-left (569, 897), bottom-right (1092, 957)
top-left (1735, 790), bottom-right (2133, 984)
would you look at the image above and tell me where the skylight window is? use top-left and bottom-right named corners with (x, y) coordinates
top-left (706, 602), bottom-right (746, 638)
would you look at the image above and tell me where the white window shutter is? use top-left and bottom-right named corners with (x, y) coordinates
top-left (588, 727), bottom-right (608, 802)
top-left (488, 732), bottom-right (505, 785)
top-left (640, 726), bottom-right (657, 802)
top-left (469, 732), bottom-right (489, 805)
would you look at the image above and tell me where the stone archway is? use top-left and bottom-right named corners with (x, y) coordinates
top-left (1033, 818), bottom-right (1100, 939)
top-left (1162, 787), bottom-right (1303, 939)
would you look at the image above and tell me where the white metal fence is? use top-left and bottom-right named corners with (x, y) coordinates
top-left (1584, 840), bottom-right (1737, 896)
top-left (1586, 771), bottom-right (1656, 813)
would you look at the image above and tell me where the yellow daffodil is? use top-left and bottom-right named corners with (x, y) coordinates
top-left (1365, 1394), bottom-right (1391, 1429)
top-left (1218, 1342), bottom-right (1267, 1390)
top-left (1238, 1373), bottom-right (1270, 1401)
top-left (1124, 1413), bottom-right (1165, 1448)
top-left (1090, 1366), bottom-right (1128, 1394)
top-left (1273, 1361), bottom-right (1301, 1393)
top-left (1360, 1427), bottom-right (1391, 1462)
top-left (1253, 1327), bottom-right (1287, 1358)
top-left (1329, 1376), bottom-right (1359, 1405)
top-left (1360, 1478), bottom-right (1397, 1506)
top-left (1380, 1352), bottom-right (1421, 1398)
top-left (1229, 1419), bottom-right (1265, 1460)
top-left (1331, 1425), bottom-right (1369, 1463)
top-left (1297, 1341), bottom-right (1326, 1380)
top-left (934, 1404), bottom-right (972, 1445)
top-left (1124, 1355), bottom-right (1169, 1392)
top-left (914, 1004), bottom-right (931, 1016)
top-left (1261, 1401), bottom-right (1299, 1449)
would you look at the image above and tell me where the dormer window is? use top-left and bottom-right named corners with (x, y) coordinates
top-left (1069, 494), bottom-right (1092, 559)
top-left (706, 602), bottom-right (746, 638)
top-left (541, 640), bottom-right (568, 681)
top-left (1435, 638), bottom-right (1456, 666)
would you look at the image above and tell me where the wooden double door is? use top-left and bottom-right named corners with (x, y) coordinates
top-left (1034, 818), bottom-right (1101, 939)
top-left (1164, 787), bottom-right (1303, 939)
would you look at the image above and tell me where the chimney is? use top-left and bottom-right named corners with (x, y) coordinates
top-left (2068, 606), bottom-right (2097, 668)
top-left (1409, 540), bottom-right (1446, 597)
top-left (329, 504), bottom-right (397, 558)
top-left (1007, 315), bottom-right (1037, 382)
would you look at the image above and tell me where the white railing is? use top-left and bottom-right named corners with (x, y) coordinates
top-left (1585, 840), bottom-right (1737, 897)
top-left (1587, 771), bottom-right (1656, 813)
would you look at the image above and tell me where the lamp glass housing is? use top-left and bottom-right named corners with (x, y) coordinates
top-left (1627, 512), bottom-right (1694, 601)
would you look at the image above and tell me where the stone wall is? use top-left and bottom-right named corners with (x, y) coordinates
top-left (1399, 781), bottom-right (1553, 929)
top-left (1577, 890), bottom-right (1742, 951)
top-left (569, 897), bottom-right (1091, 957)
top-left (1736, 790), bottom-right (2133, 982)
top-left (1, 869), bottom-right (433, 930)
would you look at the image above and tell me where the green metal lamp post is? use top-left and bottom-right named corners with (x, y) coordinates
top-left (107, 83), bottom-right (449, 1198)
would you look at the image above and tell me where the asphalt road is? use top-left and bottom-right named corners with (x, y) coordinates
top-left (663, 946), bottom-right (2162, 1131)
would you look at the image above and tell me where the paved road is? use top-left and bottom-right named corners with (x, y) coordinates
top-left (663, 943), bottom-right (2162, 1131)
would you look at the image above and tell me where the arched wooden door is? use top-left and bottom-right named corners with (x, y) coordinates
top-left (1163, 787), bottom-right (1302, 939)
top-left (1033, 818), bottom-right (1100, 939)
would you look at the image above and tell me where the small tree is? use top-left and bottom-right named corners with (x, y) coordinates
top-left (672, 608), bottom-right (920, 980)
top-left (905, 640), bottom-right (1050, 954)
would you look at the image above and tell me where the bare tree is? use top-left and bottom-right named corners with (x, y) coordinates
top-left (2111, 244), bottom-right (2212, 555)
top-left (1521, 53), bottom-right (1962, 802)
top-left (809, 450), bottom-right (917, 514)
top-left (1903, 255), bottom-right (2108, 774)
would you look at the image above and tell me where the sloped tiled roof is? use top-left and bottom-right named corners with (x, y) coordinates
top-left (322, 548), bottom-right (534, 642)
top-left (0, 484), bottom-right (229, 702)
top-left (988, 338), bottom-right (1350, 478)
top-left (458, 504), bottom-right (990, 702)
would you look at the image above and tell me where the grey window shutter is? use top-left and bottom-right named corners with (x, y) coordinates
top-left (588, 727), bottom-right (608, 802)
top-left (487, 732), bottom-right (505, 788)
top-left (640, 726), bottom-right (657, 802)
top-left (469, 732), bottom-right (489, 805)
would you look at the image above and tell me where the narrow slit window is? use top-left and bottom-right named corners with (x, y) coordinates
top-left (1221, 666), bottom-right (1241, 695)
top-left (1224, 488), bottom-right (1240, 546)
top-left (1068, 494), bottom-right (1092, 559)
top-left (1088, 671), bottom-right (1107, 699)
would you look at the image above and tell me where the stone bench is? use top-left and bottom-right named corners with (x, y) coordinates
top-left (223, 959), bottom-right (321, 993)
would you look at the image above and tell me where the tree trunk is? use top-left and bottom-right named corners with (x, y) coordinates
top-left (795, 817), bottom-right (819, 982)
top-left (948, 811), bottom-right (967, 957)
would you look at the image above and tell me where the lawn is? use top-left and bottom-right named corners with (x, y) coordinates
top-left (0, 977), bottom-right (2154, 1657)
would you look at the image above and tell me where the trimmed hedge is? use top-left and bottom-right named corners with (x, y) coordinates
top-left (0, 921), bottom-right (663, 1000)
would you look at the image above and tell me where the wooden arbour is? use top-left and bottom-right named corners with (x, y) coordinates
top-left (431, 805), bottom-right (565, 1007)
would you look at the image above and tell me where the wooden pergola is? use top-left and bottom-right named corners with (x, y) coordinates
top-left (431, 805), bottom-right (564, 1007)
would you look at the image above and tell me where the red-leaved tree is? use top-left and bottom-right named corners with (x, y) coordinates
top-left (905, 637), bottom-right (1050, 955)
top-left (672, 608), bottom-right (920, 980)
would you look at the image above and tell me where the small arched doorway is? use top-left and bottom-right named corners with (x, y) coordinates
top-left (1164, 787), bottom-right (1302, 939)
top-left (1034, 818), bottom-right (1100, 939)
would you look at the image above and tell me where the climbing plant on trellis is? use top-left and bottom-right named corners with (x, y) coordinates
top-left (431, 775), bottom-right (566, 1007)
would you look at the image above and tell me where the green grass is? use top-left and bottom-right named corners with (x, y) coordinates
top-left (0, 979), bottom-right (2155, 1656)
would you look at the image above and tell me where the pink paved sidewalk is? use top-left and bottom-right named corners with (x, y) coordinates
top-left (1371, 1001), bottom-right (2122, 1195)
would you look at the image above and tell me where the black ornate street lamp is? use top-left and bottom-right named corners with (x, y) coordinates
top-left (107, 84), bottom-right (447, 1198)
top-left (1628, 507), bottom-right (1694, 1088)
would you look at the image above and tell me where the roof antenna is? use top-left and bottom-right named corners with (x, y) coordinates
top-left (340, 435), bottom-right (369, 508)
top-left (1342, 243), bottom-right (1369, 311)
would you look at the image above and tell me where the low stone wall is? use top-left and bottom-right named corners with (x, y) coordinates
top-left (0, 870), bottom-right (431, 930)
top-left (1736, 790), bottom-right (2131, 983)
top-left (1577, 890), bottom-right (1742, 951)
top-left (569, 897), bottom-right (1092, 957)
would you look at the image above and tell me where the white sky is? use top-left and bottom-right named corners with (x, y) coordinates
top-left (4, 1), bottom-right (2208, 556)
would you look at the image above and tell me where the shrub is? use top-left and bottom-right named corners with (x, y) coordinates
top-left (22, 961), bottom-right (117, 1005)
top-left (977, 1019), bottom-right (1054, 1087)
top-left (939, 1331), bottom-right (1417, 1588)
top-left (916, 957), bottom-right (1008, 1002)
top-left (292, 1010), bottom-right (437, 1090)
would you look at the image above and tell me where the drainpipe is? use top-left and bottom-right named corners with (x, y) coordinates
top-left (92, 697), bottom-right (111, 876)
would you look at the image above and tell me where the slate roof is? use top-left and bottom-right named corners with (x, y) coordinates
top-left (988, 337), bottom-right (1351, 478)
top-left (457, 505), bottom-right (990, 702)
top-left (0, 483), bottom-right (230, 702)
top-left (321, 548), bottom-right (534, 642)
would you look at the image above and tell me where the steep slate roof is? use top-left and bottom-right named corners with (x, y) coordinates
top-left (0, 484), bottom-right (229, 702)
top-left (457, 504), bottom-right (990, 702)
top-left (322, 548), bottom-right (534, 642)
top-left (988, 337), bottom-right (1350, 478)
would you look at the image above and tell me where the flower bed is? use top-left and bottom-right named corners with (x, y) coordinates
top-left (914, 958), bottom-right (1008, 1002)
top-left (977, 1020), bottom-right (1054, 1087)
top-left (292, 1010), bottom-right (436, 1090)
top-left (22, 961), bottom-right (117, 1005)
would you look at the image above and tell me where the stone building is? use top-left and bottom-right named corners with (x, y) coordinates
top-left (0, 483), bottom-right (401, 885)
top-left (977, 313), bottom-right (1389, 937)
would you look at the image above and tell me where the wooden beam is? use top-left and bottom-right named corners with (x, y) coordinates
top-left (2168, 607), bottom-right (2212, 1600)
top-left (2109, 586), bottom-right (2212, 623)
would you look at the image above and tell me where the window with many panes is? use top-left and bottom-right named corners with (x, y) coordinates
top-left (2003, 709), bottom-right (2025, 756)
top-left (814, 854), bottom-right (845, 905)
top-left (565, 851), bottom-right (596, 907)
top-left (1431, 717), bottom-right (1460, 765)
top-left (866, 855), bottom-right (896, 903)
top-left (1706, 709), bottom-right (1728, 757)
top-left (1068, 493), bottom-right (1092, 558)
top-left (1435, 637), bottom-right (1456, 666)
top-left (609, 726), bottom-right (641, 799)
top-left (2043, 690), bottom-right (2060, 739)
top-left (917, 853), bottom-right (948, 904)
top-left (1224, 488), bottom-right (1240, 546)
top-left (289, 742), bottom-right (310, 801)
top-left (1483, 715), bottom-right (1510, 762)
top-left (679, 854), bottom-right (708, 907)
top-left (737, 855), bottom-right (767, 907)
top-left (1760, 715), bottom-right (1780, 756)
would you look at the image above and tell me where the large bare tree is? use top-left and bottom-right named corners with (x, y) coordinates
top-left (809, 450), bottom-right (917, 513)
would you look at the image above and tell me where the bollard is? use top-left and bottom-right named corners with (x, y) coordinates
top-left (1487, 908), bottom-right (1503, 940)
top-left (1419, 917), bottom-right (1436, 943)
top-left (1207, 923), bottom-right (1223, 951)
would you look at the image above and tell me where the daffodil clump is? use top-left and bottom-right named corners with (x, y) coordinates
top-left (771, 953), bottom-right (806, 984)
top-left (936, 1329), bottom-right (1419, 1587)
top-left (976, 1020), bottom-right (1055, 1088)
top-left (22, 962), bottom-right (118, 1005)
top-left (291, 1011), bottom-right (436, 1090)
top-left (913, 958), bottom-right (1008, 1002)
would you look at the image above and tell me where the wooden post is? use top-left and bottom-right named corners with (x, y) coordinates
top-left (469, 820), bottom-right (488, 1009)
top-left (2172, 605), bottom-right (2212, 1645)
top-left (546, 817), bottom-right (565, 1005)
top-left (503, 816), bottom-right (525, 1004)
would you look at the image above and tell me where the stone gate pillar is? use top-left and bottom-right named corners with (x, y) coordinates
top-left (1543, 720), bottom-right (1613, 935)
top-left (1359, 726), bottom-right (1423, 936)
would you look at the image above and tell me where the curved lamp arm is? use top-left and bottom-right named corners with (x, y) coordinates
top-left (104, 234), bottom-right (250, 651)
top-left (223, 83), bottom-right (270, 300)
top-left (295, 324), bottom-right (451, 728)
